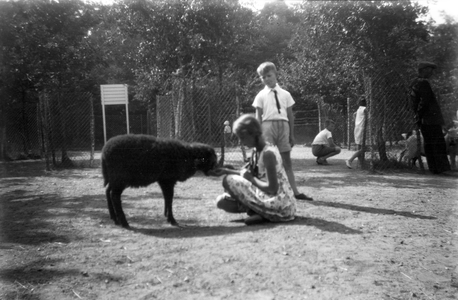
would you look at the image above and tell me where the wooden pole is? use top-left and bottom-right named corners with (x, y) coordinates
top-left (89, 94), bottom-right (95, 167)
top-left (347, 97), bottom-right (351, 150)
top-left (317, 97), bottom-right (322, 132)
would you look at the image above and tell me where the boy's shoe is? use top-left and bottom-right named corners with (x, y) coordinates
top-left (295, 193), bottom-right (313, 201)
top-left (345, 160), bottom-right (352, 169)
top-left (244, 214), bottom-right (268, 226)
top-left (317, 158), bottom-right (329, 165)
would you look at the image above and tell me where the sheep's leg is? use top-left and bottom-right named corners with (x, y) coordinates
top-left (111, 187), bottom-right (129, 228)
top-left (158, 180), bottom-right (178, 226)
top-left (105, 184), bottom-right (117, 222)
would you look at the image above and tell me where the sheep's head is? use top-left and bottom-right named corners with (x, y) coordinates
top-left (191, 143), bottom-right (218, 175)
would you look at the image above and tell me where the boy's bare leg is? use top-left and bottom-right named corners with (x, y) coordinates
top-left (281, 151), bottom-right (312, 200)
top-left (280, 152), bottom-right (298, 194)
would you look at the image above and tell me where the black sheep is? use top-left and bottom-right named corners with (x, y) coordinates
top-left (101, 134), bottom-right (217, 228)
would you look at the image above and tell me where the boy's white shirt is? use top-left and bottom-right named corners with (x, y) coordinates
top-left (312, 128), bottom-right (332, 145)
top-left (252, 84), bottom-right (295, 122)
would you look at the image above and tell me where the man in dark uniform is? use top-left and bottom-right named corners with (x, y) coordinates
top-left (410, 61), bottom-right (451, 174)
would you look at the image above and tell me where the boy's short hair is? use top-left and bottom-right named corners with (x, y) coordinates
top-left (257, 62), bottom-right (277, 76)
top-left (233, 114), bottom-right (262, 137)
top-left (325, 119), bottom-right (335, 128)
top-left (359, 99), bottom-right (367, 107)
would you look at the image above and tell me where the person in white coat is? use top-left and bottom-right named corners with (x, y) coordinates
top-left (346, 99), bottom-right (367, 169)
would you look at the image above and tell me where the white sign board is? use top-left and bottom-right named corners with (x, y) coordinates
top-left (101, 84), bottom-right (129, 143)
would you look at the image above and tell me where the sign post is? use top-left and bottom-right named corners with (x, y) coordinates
top-left (100, 84), bottom-right (129, 144)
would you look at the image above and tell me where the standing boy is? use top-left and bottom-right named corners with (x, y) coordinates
top-left (311, 119), bottom-right (341, 165)
top-left (252, 62), bottom-right (313, 201)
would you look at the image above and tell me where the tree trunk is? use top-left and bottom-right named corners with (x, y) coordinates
top-left (21, 91), bottom-right (31, 154)
top-left (39, 93), bottom-right (51, 171)
top-left (56, 90), bottom-right (73, 167)
top-left (377, 127), bottom-right (388, 161)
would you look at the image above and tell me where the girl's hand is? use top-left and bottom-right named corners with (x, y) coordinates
top-left (240, 169), bottom-right (254, 183)
top-left (208, 168), bottom-right (226, 177)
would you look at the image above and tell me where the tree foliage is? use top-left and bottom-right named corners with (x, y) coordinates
top-left (0, 0), bottom-right (456, 112)
top-left (0, 0), bottom-right (101, 95)
top-left (280, 0), bottom-right (431, 108)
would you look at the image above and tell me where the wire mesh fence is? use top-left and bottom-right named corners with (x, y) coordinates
top-left (1, 94), bottom-right (43, 160)
top-left (2, 68), bottom-right (455, 173)
top-left (292, 68), bottom-right (440, 172)
top-left (363, 69), bottom-right (421, 171)
top-left (1, 90), bottom-right (97, 168)
top-left (39, 91), bottom-right (96, 169)
top-left (156, 74), bottom-right (247, 168)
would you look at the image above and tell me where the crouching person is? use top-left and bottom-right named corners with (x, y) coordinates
top-left (311, 119), bottom-right (341, 165)
top-left (209, 114), bottom-right (296, 225)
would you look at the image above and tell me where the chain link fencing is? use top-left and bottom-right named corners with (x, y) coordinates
top-left (1, 91), bottom-right (97, 169)
top-left (351, 68), bottom-right (458, 172)
top-left (1, 94), bottom-right (42, 161)
top-left (361, 70), bottom-right (415, 171)
top-left (39, 91), bottom-right (96, 169)
top-left (292, 68), bottom-right (452, 172)
top-left (2, 68), bottom-right (455, 173)
top-left (156, 74), bottom-right (248, 168)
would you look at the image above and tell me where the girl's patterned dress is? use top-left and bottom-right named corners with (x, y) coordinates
top-left (225, 143), bottom-right (296, 222)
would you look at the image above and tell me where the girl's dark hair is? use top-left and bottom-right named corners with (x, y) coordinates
top-left (233, 114), bottom-right (262, 137)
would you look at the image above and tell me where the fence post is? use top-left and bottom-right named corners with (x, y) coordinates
top-left (317, 97), bottom-right (322, 132)
top-left (347, 97), bottom-right (351, 150)
top-left (360, 106), bottom-right (367, 168)
top-left (364, 73), bottom-right (375, 172)
top-left (39, 93), bottom-right (51, 171)
top-left (89, 94), bottom-right (95, 167)
top-left (208, 102), bottom-right (212, 143)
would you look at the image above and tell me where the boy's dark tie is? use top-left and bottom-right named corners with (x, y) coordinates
top-left (272, 90), bottom-right (281, 113)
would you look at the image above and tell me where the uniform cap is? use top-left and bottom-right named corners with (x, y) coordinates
top-left (224, 121), bottom-right (229, 125)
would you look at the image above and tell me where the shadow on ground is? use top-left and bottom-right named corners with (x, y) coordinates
top-left (293, 158), bottom-right (457, 190)
top-left (305, 200), bottom-right (436, 220)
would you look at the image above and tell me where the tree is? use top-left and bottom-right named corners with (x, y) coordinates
top-left (0, 0), bottom-right (102, 164)
top-left (279, 0), bottom-right (432, 161)
top-left (418, 21), bottom-right (458, 124)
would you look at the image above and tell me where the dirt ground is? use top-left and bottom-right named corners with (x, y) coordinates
top-left (1, 146), bottom-right (457, 300)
